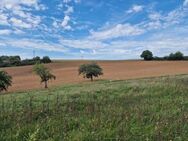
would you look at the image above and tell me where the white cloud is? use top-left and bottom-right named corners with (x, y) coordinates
top-left (0, 12), bottom-right (9, 25)
top-left (183, 0), bottom-right (188, 6)
top-left (0, 38), bottom-right (67, 52)
top-left (127, 5), bottom-right (144, 13)
top-left (63, 0), bottom-right (72, 3)
top-left (61, 15), bottom-right (72, 30)
top-left (57, 2), bottom-right (75, 30)
top-left (60, 38), bottom-right (108, 49)
top-left (148, 12), bottom-right (162, 21)
top-left (64, 6), bottom-right (74, 15)
top-left (0, 29), bottom-right (12, 35)
top-left (53, 21), bottom-right (59, 28)
top-left (63, 0), bottom-right (80, 3)
top-left (0, 0), bottom-right (46, 11)
top-left (0, 29), bottom-right (25, 35)
top-left (10, 17), bottom-right (32, 28)
top-left (58, 33), bottom-right (188, 59)
top-left (64, 25), bottom-right (72, 30)
top-left (0, 0), bottom-right (43, 30)
top-left (89, 24), bottom-right (144, 40)
top-left (145, 7), bottom-right (187, 30)
top-left (145, 21), bottom-right (162, 30)
top-left (74, 0), bottom-right (81, 3)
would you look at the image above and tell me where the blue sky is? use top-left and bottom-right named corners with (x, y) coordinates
top-left (0, 0), bottom-right (188, 60)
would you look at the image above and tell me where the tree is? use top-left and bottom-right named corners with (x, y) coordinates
top-left (0, 71), bottom-right (12, 93)
top-left (168, 53), bottom-right (175, 60)
top-left (42, 56), bottom-right (52, 64)
top-left (33, 56), bottom-right (41, 63)
top-left (168, 51), bottom-right (184, 60)
top-left (174, 51), bottom-right (184, 60)
top-left (140, 50), bottom-right (153, 61)
top-left (0, 58), bottom-right (3, 64)
top-left (33, 64), bottom-right (56, 88)
top-left (78, 63), bottom-right (103, 81)
top-left (9, 56), bottom-right (21, 66)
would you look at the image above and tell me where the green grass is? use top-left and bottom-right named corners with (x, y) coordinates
top-left (0, 75), bottom-right (188, 141)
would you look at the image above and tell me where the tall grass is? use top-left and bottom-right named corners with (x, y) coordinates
top-left (0, 75), bottom-right (188, 140)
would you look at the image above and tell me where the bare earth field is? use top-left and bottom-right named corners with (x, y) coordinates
top-left (2, 60), bottom-right (188, 92)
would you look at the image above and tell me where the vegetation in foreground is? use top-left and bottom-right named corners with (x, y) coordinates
top-left (0, 75), bottom-right (188, 140)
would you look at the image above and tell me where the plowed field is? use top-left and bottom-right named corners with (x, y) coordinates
top-left (2, 60), bottom-right (188, 92)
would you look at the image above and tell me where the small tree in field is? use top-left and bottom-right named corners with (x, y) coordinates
top-left (33, 64), bottom-right (56, 88)
top-left (0, 70), bottom-right (12, 93)
top-left (141, 50), bottom-right (153, 60)
top-left (79, 63), bottom-right (103, 81)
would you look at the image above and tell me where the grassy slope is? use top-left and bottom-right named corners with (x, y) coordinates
top-left (0, 75), bottom-right (188, 141)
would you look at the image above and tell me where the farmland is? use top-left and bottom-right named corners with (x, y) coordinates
top-left (0, 75), bottom-right (188, 140)
top-left (2, 60), bottom-right (188, 92)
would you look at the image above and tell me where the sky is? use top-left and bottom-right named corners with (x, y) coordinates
top-left (0, 0), bottom-right (188, 60)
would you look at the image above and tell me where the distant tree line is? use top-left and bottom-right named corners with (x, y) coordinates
top-left (141, 50), bottom-right (188, 61)
top-left (0, 56), bottom-right (52, 67)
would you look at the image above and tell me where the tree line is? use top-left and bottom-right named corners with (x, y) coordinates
top-left (0, 62), bottom-right (103, 93)
top-left (141, 50), bottom-right (188, 61)
top-left (0, 56), bottom-right (52, 67)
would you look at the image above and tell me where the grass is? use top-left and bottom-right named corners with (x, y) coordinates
top-left (0, 75), bottom-right (188, 141)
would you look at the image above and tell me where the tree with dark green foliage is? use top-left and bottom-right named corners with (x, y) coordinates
top-left (33, 64), bottom-right (56, 88)
top-left (42, 56), bottom-right (52, 63)
top-left (33, 56), bottom-right (41, 63)
top-left (0, 55), bottom-right (52, 68)
top-left (168, 51), bottom-right (184, 60)
top-left (0, 71), bottom-right (12, 92)
top-left (0, 58), bottom-right (3, 64)
top-left (9, 56), bottom-right (21, 66)
top-left (79, 63), bottom-right (103, 81)
top-left (140, 50), bottom-right (153, 60)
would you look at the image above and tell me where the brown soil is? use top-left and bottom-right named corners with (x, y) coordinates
top-left (1, 60), bottom-right (188, 92)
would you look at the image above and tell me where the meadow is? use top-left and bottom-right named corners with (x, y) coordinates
top-left (0, 75), bottom-right (188, 140)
